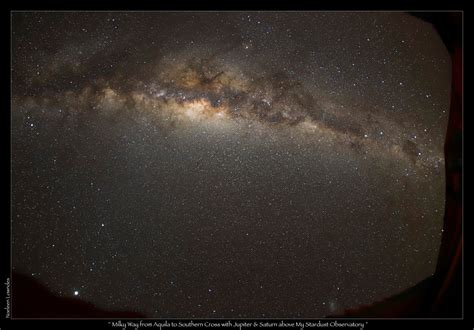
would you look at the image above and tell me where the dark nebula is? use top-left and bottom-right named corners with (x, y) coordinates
top-left (11, 12), bottom-right (451, 318)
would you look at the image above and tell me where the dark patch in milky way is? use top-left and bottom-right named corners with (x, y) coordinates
top-left (402, 140), bottom-right (422, 164)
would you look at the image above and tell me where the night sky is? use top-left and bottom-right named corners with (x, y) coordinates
top-left (11, 12), bottom-right (451, 318)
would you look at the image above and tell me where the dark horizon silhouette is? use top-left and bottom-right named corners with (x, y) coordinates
top-left (12, 271), bottom-right (146, 318)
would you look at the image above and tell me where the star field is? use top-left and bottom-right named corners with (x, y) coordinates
top-left (11, 12), bottom-right (450, 318)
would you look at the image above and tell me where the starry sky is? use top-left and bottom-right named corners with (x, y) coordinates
top-left (11, 11), bottom-right (451, 318)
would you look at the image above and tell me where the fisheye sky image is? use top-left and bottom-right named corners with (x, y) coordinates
top-left (11, 11), bottom-right (451, 318)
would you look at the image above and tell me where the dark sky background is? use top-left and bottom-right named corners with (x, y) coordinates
top-left (11, 12), bottom-right (451, 318)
